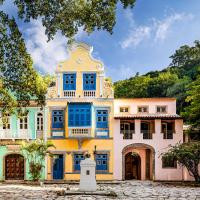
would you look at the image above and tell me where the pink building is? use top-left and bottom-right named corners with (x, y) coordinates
top-left (113, 98), bottom-right (190, 181)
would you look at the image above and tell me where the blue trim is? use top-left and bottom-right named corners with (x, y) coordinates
top-left (68, 103), bottom-right (91, 127)
top-left (83, 73), bottom-right (96, 90)
top-left (95, 129), bottom-right (109, 138)
top-left (63, 73), bottom-right (76, 90)
top-left (52, 110), bottom-right (64, 128)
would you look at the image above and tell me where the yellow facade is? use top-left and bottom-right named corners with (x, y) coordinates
top-left (46, 43), bottom-right (114, 180)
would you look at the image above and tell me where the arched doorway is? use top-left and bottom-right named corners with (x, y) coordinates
top-left (125, 152), bottom-right (141, 180)
top-left (5, 154), bottom-right (24, 180)
top-left (122, 143), bottom-right (155, 180)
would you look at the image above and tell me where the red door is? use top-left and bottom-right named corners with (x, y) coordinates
top-left (5, 154), bottom-right (24, 180)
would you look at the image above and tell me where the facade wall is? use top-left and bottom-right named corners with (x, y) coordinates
top-left (46, 43), bottom-right (114, 180)
top-left (113, 98), bottom-right (184, 181)
top-left (0, 107), bottom-right (45, 181)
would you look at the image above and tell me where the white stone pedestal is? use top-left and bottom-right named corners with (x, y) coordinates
top-left (79, 158), bottom-right (97, 191)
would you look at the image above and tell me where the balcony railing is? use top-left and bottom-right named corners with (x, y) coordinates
top-left (63, 90), bottom-right (76, 97)
top-left (16, 129), bottom-right (30, 139)
top-left (121, 130), bottom-right (135, 139)
top-left (83, 90), bottom-right (96, 97)
top-left (68, 128), bottom-right (91, 138)
top-left (0, 129), bottom-right (30, 139)
top-left (0, 129), bottom-right (12, 139)
top-left (163, 130), bottom-right (173, 139)
top-left (141, 130), bottom-right (153, 139)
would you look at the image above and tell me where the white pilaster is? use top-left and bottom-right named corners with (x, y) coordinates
top-left (57, 73), bottom-right (61, 97)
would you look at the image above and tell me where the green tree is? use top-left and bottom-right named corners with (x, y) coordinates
top-left (183, 74), bottom-right (200, 128)
top-left (21, 139), bottom-right (55, 181)
top-left (161, 142), bottom-right (200, 183)
top-left (147, 72), bottom-right (178, 97)
top-left (0, 0), bottom-right (136, 115)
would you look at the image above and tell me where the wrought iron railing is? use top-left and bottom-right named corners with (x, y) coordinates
top-left (120, 130), bottom-right (135, 139)
top-left (141, 130), bottom-right (153, 139)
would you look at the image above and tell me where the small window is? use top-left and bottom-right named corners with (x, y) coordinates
top-left (96, 110), bottom-right (108, 128)
top-left (138, 106), bottom-right (148, 113)
top-left (52, 110), bottom-right (64, 129)
top-left (74, 154), bottom-right (84, 171)
top-left (157, 106), bottom-right (167, 113)
top-left (2, 115), bottom-right (10, 130)
top-left (120, 107), bottom-right (129, 113)
top-left (37, 113), bottom-right (43, 131)
top-left (20, 116), bottom-right (28, 130)
top-left (162, 157), bottom-right (177, 168)
top-left (95, 154), bottom-right (108, 171)
top-left (63, 73), bottom-right (76, 90)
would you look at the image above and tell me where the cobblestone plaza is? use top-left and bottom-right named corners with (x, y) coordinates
top-left (0, 181), bottom-right (199, 200)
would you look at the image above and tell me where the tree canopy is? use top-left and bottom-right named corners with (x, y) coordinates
top-left (0, 0), bottom-right (135, 116)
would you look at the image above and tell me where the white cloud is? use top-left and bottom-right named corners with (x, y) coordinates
top-left (155, 13), bottom-right (194, 41)
top-left (120, 12), bottom-right (194, 49)
top-left (24, 20), bottom-right (85, 74)
top-left (120, 26), bottom-right (151, 49)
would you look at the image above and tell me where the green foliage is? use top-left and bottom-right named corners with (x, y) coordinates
top-left (161, 142), bottom-right (200, 183)
top-left (182, 74), bottom-right (200, 128)
top-left (21, 139), bottom-right (55, 181)
top-left (0, 12), bottom-right (50, 116)
top-left (13, 0), bottom-right (135, 42)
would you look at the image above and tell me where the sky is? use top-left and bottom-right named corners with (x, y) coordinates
top-left (1, 0), bottom-right (200, 81)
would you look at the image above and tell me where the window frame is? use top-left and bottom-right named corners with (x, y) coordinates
top-left (73, 153), bottom-right (85, 172)
top-left (83, 73), bottom-right (96, 90)
top-left (119, 106), bottom-right (129, 113)
top-left (2, 114), bottom-right (11, 130)
top-left (137, 106), bottom-right (149, 113)
top-left (95, 152), bottom-right (109, 173)
top-left (68, 103), bottom-right (91, 127)
top-left (36, 112), bottom-right (43, 131)
top-left (52, 110), bottom-right (64, 129)
top-left (63, 73), bottom-right (76, 91)
top-left (156, 105), bottom-right (167, 113)
top-left (96, 110), bottom-right (108, 129)
top-left (19, 115), bottom-right (28, 130)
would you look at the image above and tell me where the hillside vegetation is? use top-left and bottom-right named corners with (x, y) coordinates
top-left (114, 41), bottom-right (200, 126)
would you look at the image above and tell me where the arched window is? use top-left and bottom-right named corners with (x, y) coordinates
top-left (37, 113), bottom-right (43, 131)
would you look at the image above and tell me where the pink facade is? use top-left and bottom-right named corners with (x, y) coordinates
top-left (113, 98), bottom-right (189, 181)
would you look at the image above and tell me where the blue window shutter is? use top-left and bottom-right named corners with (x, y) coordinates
top-left (74, 154), bottom-right (84, 171)
top-left (96, 154), bottom-right (108, 171)
top-left (63, 73), bottom-right (76, 91)
top-left (52, 110), bottom-right (64, 128)
top-left (68, 103), bottom-right (91, 127)
top-left (83, 73), bottom-right (96, 90)
top-left (96, 110), bottom-right (108, 128)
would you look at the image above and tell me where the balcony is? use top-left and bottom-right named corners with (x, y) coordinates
top-left (83, 90), bottom-right (96, 97)
top-left (121, 130), bottom-right (135, 139)
top-left (68, 127), bottom-right (91, 138)
top-left (0, 129), bottom-right (12, 139)
top-left (63, 90), bottom-right (76, 97)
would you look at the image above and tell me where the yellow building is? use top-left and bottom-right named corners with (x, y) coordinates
top-left (46, 43), bottom-right (114, 180)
